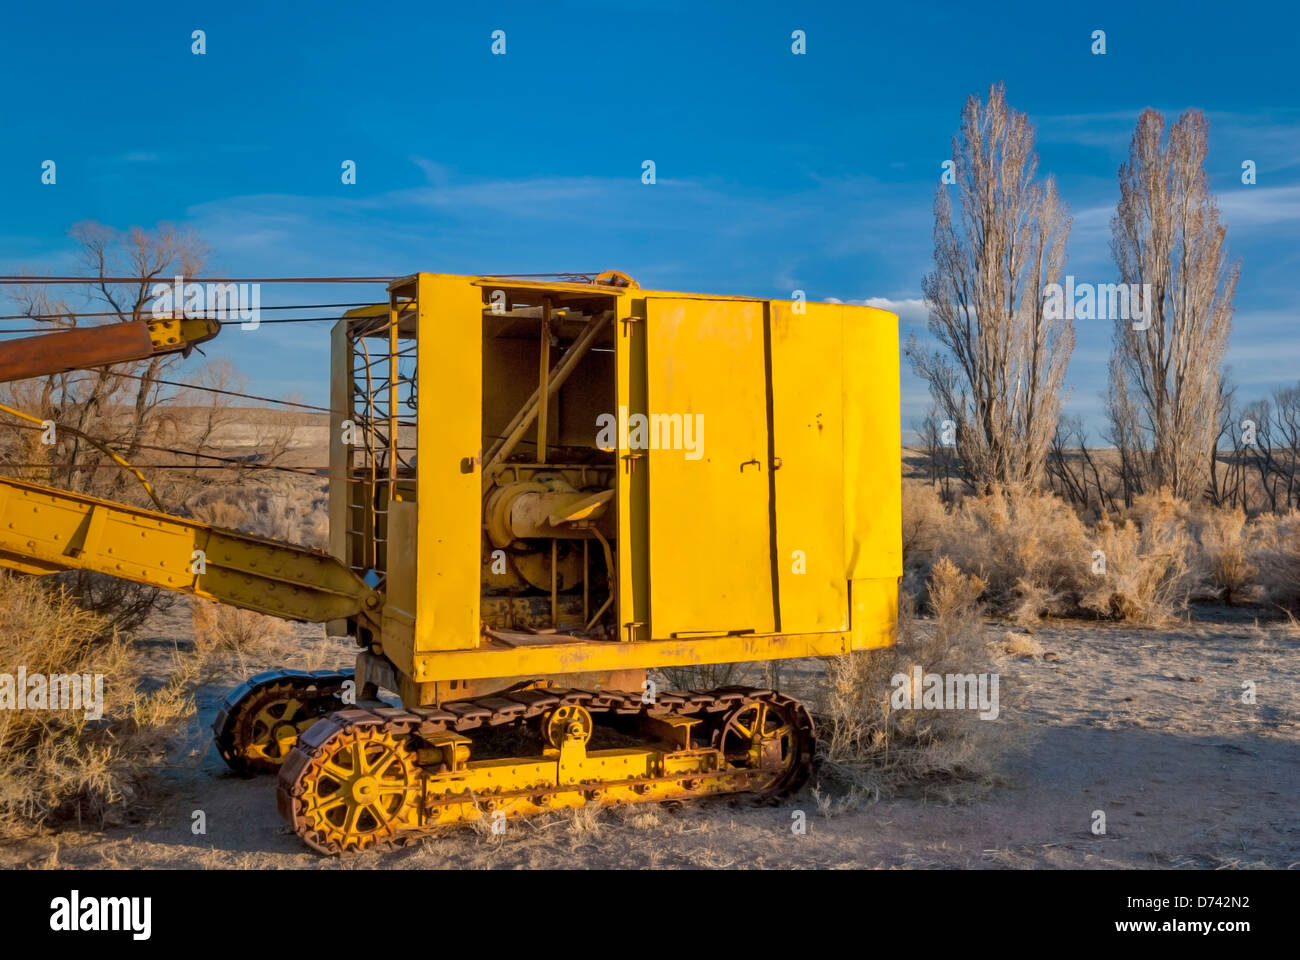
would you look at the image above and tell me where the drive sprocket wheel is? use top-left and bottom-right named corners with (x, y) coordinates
top-left (213, 671), bottom-right (349, 776)
top-left (289, 719), bottom-right (421, 854)
top-left (714, 693), bottom-right (814, 795)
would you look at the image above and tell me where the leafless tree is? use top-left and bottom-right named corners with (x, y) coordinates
top-left (1, 223), bottom-right (232, 630)
top-left (907, 83), bottom-right (1074, 492)
top-left (1268, 385), bottom-right (1300, 509)
top-left (5, 223), bottom-right (210, 500)
top-left (1229, 384), bottom-right (1300, 513)
top-left (1047, 415), bottom-right (1115, 513)
top-left (1207, 378), bottom-right (1244, 509)
top-left (1108, 108), bottom-right (1240, 502)
top-left (916, 406), bottom-right (960, 501)
top-left (1244, 397), bottom-right (1280, 511)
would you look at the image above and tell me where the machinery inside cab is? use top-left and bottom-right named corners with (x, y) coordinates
top-left (478, 283), bottom-right (619, 637)
top-left (329, 273), bottom-right (624, 663)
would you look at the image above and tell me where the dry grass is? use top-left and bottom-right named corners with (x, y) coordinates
top-left (1190, 505), bottom-right (1258, 604)
top-left (901, 482), bottom-right (1237, 625)
top-left (1250, 511), bottom-right (1300, 613)
top-left (817, 560), bottom-right (1021, 800)
top-left (1077, 492), bottom-right (1192, 624)
top-left (566, 804), bottom-right (604, 836)
top-left (1000, 631), bottom-right (1044, 659)
top-left (191, 600), bottom-right (295, 678)
top-left (0, 576), bottom-right (194, 836)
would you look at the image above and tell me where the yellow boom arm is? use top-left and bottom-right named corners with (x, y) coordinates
top-left (0, 314), bottom-right (379, 627)
top-left (0, 475), bottom-right (381, 626)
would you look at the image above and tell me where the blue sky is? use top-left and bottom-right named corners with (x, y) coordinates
top-left (2, 0), bottom-right (1297, 440)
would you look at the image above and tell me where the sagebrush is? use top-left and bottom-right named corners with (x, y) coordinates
top-left (901, 482), bottom-right (1292, 624)
top-left (0, 576), bottom-right (194, 835)
top-left (818, 559), bottom-right (1020, 800)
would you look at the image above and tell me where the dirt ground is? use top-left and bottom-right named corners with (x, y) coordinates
top-left (3, 605), bottom-right (1297, 870)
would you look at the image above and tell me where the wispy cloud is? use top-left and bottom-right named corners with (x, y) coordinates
top-left (182, 171), bottom-right (934, 300)
top-left (1218, 185), bottom-right (1300, 227)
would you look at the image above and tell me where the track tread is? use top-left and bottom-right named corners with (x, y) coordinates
top-left (211, 668), bottom-right (353, 776)
top-left (277, 684), bottom-right (816, 854)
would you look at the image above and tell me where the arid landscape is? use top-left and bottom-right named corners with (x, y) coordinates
top-left (3, 596), bottom-right (1295, 870)
top-left (2, 409), bottom-right (1298, 870)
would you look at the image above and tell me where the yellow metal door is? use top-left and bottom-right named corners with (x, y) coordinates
top-left (645, 298), bottom-right (775, 637)
top-left (770, 302), bottom-right (848, 633)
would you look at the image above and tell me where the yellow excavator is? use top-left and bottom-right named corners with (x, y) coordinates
top-left (0, 272), bottom-right (901, 853)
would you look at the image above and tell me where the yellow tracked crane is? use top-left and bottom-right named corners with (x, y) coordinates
top-left (0, 272), bottom-right (901, 853)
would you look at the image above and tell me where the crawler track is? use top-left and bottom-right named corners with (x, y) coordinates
top-left (277, 684), bottom-right (815, 854)
top-left (213, 669), bottom-right (352, 776)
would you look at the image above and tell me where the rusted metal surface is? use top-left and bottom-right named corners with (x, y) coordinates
top-left (0, 317), bottom-right (219, 384)
top-left (0, 322), bottom-right (153, 383)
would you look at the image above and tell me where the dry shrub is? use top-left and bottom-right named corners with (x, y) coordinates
top-left (56, 572), bottom-right (176, 636)
top-left (1190, 505), bottom-right (1258, 604)
top-left (933, 486), bottom-right (1090, 623)
top-left (901, 481), bottom-right (947, 566)
top-left (906, 485), bottom-right (1218, 624)
top-left (819, 560), bottom-right (1019, 799)
top-left (0, 576), bottom-right (194, 834)
top-left (1128, 487), bottom-right (1194, 528)
top-left (191, 600), bottom-right (293, 676)
top-left (1249, 511), bottom-right (1300, 613)
top-left (1001, 631), bottom-right (1043, 659)
top-left (189, 479), bottom-right (328, 549)
top-left (190, 498), bottom-right (249, 530)
top-left (1079, 491), bottom-right (1191, 624)
top-left (247, 495), bottom-right (328, 548)
top-left (237, 475), bottom-right (330, 548)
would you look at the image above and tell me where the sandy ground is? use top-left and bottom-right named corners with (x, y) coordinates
top-left (3, 605), bottom-right (1297, 870)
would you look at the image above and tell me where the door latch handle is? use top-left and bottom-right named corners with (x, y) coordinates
top-left (740, 458), bottom-right (761, 472)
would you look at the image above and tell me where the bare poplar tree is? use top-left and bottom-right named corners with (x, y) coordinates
top-left (1108, 108), bottom-right (1239, 501)
top-left (907, 83), bottom-right (1073, 491)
